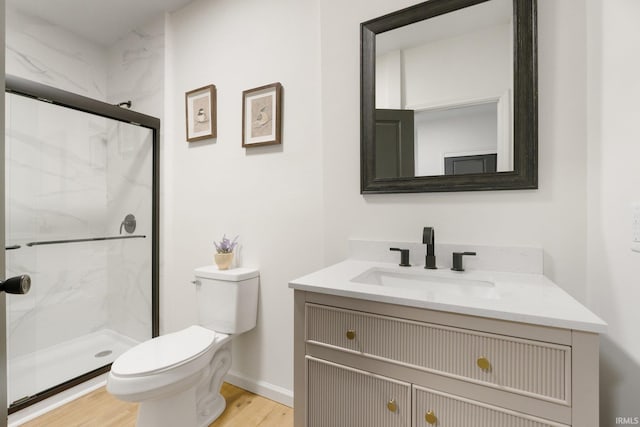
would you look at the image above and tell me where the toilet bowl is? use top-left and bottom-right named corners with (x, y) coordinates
top-left (107, 267), bottom-right (259, 427)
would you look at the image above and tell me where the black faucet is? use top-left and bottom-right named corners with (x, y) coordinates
top-left (423, 227), bottom-right (437, 269)
top-left (389, 248), bottom-right (411, 267)
top-left (451, 252), bottom-right (476, 272)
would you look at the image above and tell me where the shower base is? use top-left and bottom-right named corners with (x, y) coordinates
top-left (8, 329), bottom-right (140, 407)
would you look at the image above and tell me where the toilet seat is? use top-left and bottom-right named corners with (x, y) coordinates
top-left (107, 325), bottom-right (232, 405)
top-left (111, 325), bottom-right (227, 377)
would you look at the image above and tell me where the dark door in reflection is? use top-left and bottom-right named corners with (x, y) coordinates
top-left (375, 109), bottom-right (415, 178)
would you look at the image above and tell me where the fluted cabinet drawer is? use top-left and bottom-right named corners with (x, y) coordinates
top-left (413, 385), bottom-right (570, 427)
top-left (306, 303), bottom-right (571, 404)
top-left (307, 356), bottom-right (410, 427)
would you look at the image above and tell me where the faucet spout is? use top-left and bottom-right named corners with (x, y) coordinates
top-left (422, 227), bottom-right (437, 269)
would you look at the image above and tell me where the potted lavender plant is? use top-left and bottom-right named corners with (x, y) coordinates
top-left (214, 234), bottom-right (238, 270)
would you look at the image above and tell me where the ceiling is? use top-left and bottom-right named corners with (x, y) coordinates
top-left (7, 0), bottom-right (195, 46)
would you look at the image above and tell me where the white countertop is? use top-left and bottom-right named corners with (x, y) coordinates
top-left (289, 260), bottom-right (607, 334)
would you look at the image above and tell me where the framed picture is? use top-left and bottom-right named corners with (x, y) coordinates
top-left (242, 82), bottom-right (282, 147)
top-left (185, 85), bottom-right (216, 142)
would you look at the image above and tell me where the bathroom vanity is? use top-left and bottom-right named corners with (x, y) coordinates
top-left (290, 259), bottom-right (606, 427)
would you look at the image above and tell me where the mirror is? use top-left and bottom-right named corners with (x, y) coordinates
top-left (361, 0), bottom-right (537, 193)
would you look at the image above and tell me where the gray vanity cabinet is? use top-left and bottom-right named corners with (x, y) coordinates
top-left (412, 386), bottom-right (568, 427)
top-left (307, 357), bottom-right (410, 427)
top-left (293, 291), bottom-right (599, 427)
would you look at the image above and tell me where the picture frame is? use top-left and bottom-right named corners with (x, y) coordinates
top-left (242, 82), bottom-right (282, 147)
top-left (185, 85), bottom-right (216, 142)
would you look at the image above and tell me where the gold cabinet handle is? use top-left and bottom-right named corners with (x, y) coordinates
top-left (387, 399), bottom-right (397, 412)
top-left (477, 357), bottom-right (491, 371)
top-left (346, 329), bottom-right (356, 340)
top-left (425, 410), bottom-right (437, 424)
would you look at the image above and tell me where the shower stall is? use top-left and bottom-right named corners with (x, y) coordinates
top-left (4, 76), bottom-right (159, 412)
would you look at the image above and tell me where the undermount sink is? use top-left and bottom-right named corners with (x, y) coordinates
top-left (350, 267), bottom-right (499, 299)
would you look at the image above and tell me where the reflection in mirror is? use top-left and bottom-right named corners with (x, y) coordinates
top-left (375, 0), bottom-right (513, 178)
top-left (361, 0), bottom-right (537, 193)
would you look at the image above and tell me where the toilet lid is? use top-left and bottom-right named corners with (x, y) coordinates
top-left (111, 325), bottom-right (218, 376)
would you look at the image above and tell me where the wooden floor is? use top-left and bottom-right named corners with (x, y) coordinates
top-left (21, 383), bottom-right (293, 427)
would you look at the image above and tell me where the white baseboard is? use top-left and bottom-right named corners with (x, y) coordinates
top-left (224, 371), bottom-right (293, 408)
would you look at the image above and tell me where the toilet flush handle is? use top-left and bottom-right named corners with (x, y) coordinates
top-left (191, 280), bottom-right (201, 286)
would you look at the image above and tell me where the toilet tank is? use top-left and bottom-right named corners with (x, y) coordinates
top-left (193, 266), bottom-right (259, 334)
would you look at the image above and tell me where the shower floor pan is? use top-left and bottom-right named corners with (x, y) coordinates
top-left (8, 329), bottom-right (140, 406)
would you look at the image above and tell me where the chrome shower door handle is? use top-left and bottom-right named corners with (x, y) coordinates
top-left (1, 274), bottom-right (31, 295)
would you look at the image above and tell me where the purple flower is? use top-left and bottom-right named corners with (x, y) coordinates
top-left (214, 234), bottom-right (238, 254)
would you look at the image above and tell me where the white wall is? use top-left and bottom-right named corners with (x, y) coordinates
top-left (586, 0), bottom-right (640, 423)
top-left (375, 50), bottom-right (402, 109)
top-left (414, 103), bottom-right (497, 176)
top-left (403, 24), bottom-right (511, 109)
top-left (164, 0), bottom-right (323, 400)
top-left (321, 0), bottom-right (589, 304)
top-left (375, 25), bottom-right (510, 110)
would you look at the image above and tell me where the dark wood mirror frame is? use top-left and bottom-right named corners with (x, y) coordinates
top-left (361, 0), bottom-right (537, 194)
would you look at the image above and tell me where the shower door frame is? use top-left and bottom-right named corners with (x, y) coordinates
top-left (4, 75), bottom-right (160, 414)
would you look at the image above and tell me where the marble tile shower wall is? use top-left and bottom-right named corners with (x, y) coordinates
top-left (5, 6), bottom-right (108, 100)
top-left (104, 122), bottom-right (154, 344)
top-left (107, 17), bottom-right (165, 118)
top-left (105, 16), bottom-right (164, 344)
top-left (5, 8), bottom-right (165, 358)
top-left (107, 16), bottom-right (165, 346)
top-left (5, 95), bottom-right (110, 358)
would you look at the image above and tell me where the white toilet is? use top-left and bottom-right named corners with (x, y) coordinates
top-left (107, 266), bottom-right (259, 427)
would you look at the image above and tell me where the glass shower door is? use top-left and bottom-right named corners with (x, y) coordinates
top-left (4, 89), bottom-right (155, 409)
